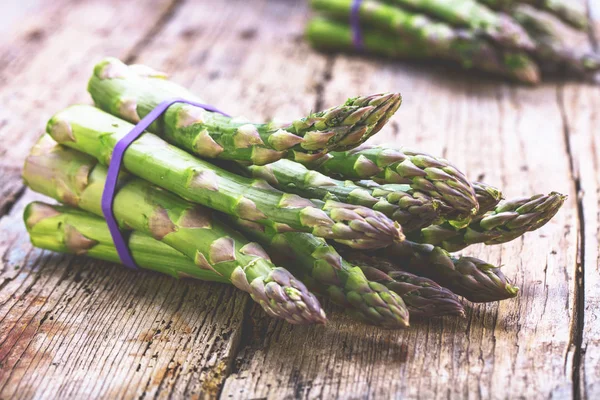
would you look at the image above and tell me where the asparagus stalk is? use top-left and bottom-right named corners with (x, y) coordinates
top-left (128, 62), bottom-right (402, 154)
top-left (478, 0), bottom-right (588, 30)
top-left (303, 143), bottom-right (479, 226)
top-left (473, 181), bottom-right (504, 215)
top-left (340, 241), bottom-right (519, 302)
top-left (357, 265), bottom-right (466, 317)
top-left (244, 159), bottom-right (441, 232)
top-left (306, 17), bottom-right (541, 84)
top-left (379, 0), bottom-right (536, 50)
top-left (46, 106), bottom-right (403, 249)
top-left (353, 179), bottom-right (502, 220)
top-left (24, 202), bottom-right (229, 281)
top-left (512, 5), bottom-right (600, 82)
top-left (88, 58), bottom-right (401, 164)
top-left (23, 136), bottom-right (326, 325)
top-left (411, 192), bottom-right (566, 252)
top-left (230, 220), bottom-right (410, 328)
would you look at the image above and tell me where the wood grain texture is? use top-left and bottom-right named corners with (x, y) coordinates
top-left (0, 0), bottom-right (176, 167)
top-left (561, 80), bottom-right (600, 400)
top-left (567, 2), bottom-right (600, 397)
top-left (0, 0), bottom-right (598, 399)
top-left (0, 192), bottom-right (246, 399)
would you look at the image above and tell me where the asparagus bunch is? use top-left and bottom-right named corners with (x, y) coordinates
top-left (21, 57), bottom-right (568, 329)
top-left (307, 15), bottom-right (540, 84)
top-left (308, 0), bottom-right (596, 83)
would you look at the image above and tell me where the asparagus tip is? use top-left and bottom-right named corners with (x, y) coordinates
top-left (233, 266), bottom-right (328, 325)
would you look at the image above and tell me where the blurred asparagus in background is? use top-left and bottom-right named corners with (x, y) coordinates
top-left (307, 0), bottom-right (596, 84)
top-left (380, 0), bottom-right (536, 49)
top-left (512, 5), bottom-right (600, 83)
top-left (478, 0), bottom-right (588, 30)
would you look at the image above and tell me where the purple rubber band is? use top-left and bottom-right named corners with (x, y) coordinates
top-left (351, 0), bottom-right (364, 50)
top-left (101, 98), bottom-right (230, 269)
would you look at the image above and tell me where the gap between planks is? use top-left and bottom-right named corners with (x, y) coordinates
top-left (557, 84), bottom-right (586, 400)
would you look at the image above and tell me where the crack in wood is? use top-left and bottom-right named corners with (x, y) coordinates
top-left (0, 167), bottom-right (26, 219)
top-left (556, 85), bottom-right (586, 400)
top-left (214, 298), bottom-right (252, 399)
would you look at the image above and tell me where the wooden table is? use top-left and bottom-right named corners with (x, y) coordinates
top-left (0, 0), bottom-right (598, 398)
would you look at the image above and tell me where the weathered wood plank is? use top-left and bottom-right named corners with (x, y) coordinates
top-left (219, 53), bottom-right (580, 400)
top-left (0, 192), bottom-right (247, 399)
top-left (561, 73), bottom-right (600, 400)
top-left (0, 0), bottom-right (43, 36)
top-left (563, 2), bottom-right (600, 397)
top-left (0, 0), bottom-right (175, 168)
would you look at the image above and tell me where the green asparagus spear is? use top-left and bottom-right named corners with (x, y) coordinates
top-left (302, 143), bottom-right (479, 226)
top-left (88, 58), bottom-right (401, 164)
top-left (306, 17), bottom-right (541, 84)
top-left (340, 241), bottom-right (519, 302)
top-left (357, 265), bottom-right (465, 317)
top-left (23, 136), bottom-right (326, 325)
top-left (410, 192), bottom-right (566, 252)
top-left (378, 0), bottom-right (536, 50)
top-left (478, 0), bottom-right (588, 30)
top-left (512, 5), bottom-right (600, 82)
top-left (46, 106), bottom-right (403, 249)
top-left (353, 179), bottom-right (501, 220)
top-left (24, 202), bottom-right (228, 281)
top-left (244, 159), bottom-right (441, 231)
top-left (473, 181), bottom-right (504, 215)
top-left (230, 219), bottom-right (410, 328)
